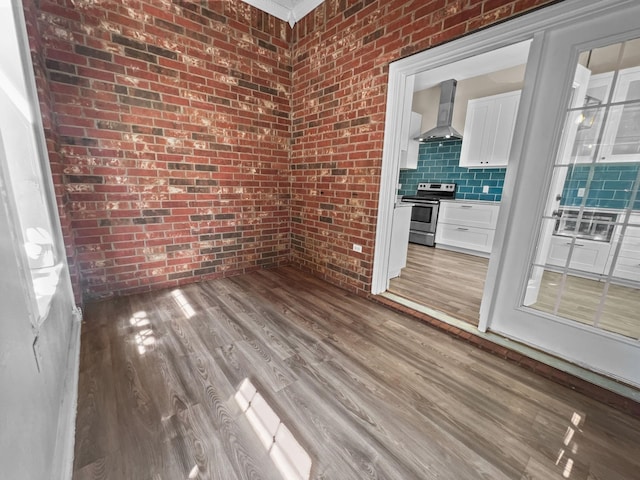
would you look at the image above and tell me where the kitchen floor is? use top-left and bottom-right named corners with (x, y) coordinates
top-left (388, 244), bottom-right (486, 326)
top-left (388, 244), bottom-right (640, 339)
top-left (73, 266), bottom-right (640, 479)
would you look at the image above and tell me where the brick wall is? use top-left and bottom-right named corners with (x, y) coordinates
top-left (290, 0), bottom-right (557, 293)
top-left (27, 0), bottom-right (561, 301)
top-left (31, 0), bottom-right (292, 300)
top-left (22, 0), bottom-right (81, 303)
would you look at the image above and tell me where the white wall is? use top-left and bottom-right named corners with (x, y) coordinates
top-left (0, 1), bottom-right (80, 479)
top-left (412, 64), bottom-right (526, 135)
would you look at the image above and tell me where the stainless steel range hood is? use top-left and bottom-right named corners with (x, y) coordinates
top-left (415, 79), bottom-right (462, 142)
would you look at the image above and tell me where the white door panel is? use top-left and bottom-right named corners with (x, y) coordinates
top-left (487, 3), bottom-right (640, 387)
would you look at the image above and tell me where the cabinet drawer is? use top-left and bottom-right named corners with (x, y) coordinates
top-left (435, 224), bottom-right (495, 253)
top-left (612, 256), bottom-right (640, 282)
top-left (546, 237), bottom-right (611, 273)
top-left (622, 225), bottom-right (640, 239)
top-left (438, 202), bottom-right (500, 229)
top-left (618, 239), bottom-right (640, 260)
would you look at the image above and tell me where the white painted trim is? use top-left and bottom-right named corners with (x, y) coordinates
top-left (290, 0), bottom-right (325, 27)
top-left (51, 306), bottom-right (82, 480)
top-left (478, 30), bottom-right (547, 333)
top-left (241, 0), bottom-right (291, 24)
top-left (240, 0), bottom-right (324, 27)
top-left (371, 70), bottom-right (408, 294)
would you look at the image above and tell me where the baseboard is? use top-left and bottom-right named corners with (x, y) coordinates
top-left (52, 306), bottom-right (82, 480)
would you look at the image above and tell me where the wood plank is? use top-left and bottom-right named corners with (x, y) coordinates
top-left (74, 266), bottom-right (640, 480)
top-left (389, 244), bottom-right (640, 339)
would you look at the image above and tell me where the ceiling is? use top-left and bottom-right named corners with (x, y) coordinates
top-left (241, 0), bottom-right (324, 27)
top-left (413, 40), bottom-right (532, 92)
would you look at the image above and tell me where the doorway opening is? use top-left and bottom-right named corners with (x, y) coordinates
top-left (385, 40), bottom-right (532, 328)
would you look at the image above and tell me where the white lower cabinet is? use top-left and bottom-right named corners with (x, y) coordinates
top-left (388, 203), bottom-right (413, 278)
top-left (436, 201), bottom-right (500, 255)
top-left (546, 236), bottom-right (611, 273)
top-left (610, 219), bottom-right (640, 282)
top-left (436, 224), bottom-right (496, 254)
top-left (545, 214), bottom-right (640, 284)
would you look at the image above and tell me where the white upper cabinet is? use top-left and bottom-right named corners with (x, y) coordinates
top-left (399, 111), bottom-right (422, 169)
top-left (572, 66), bottom-right (640, 163)
top-left (459, 90), bottom-right (521, 168)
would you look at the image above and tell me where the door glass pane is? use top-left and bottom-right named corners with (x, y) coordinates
top-left (525, 38), bottom-right (640, 340)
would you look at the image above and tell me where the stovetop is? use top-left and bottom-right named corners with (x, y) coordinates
top-left (402, 182), bottom-right (456, 203)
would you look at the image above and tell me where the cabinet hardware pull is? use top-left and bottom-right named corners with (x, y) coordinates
top-left (566, 242), bottom-right (584, 247)
top-left (457, 227), bottom-right (469, 231)
top-left (460, 205), bottom-right (473, 208)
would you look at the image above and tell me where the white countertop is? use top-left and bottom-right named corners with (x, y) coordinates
top-left (440, 199), bottom-right (500, 205)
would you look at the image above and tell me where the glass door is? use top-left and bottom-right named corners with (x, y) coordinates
top-left (487, 3), bottom-right (640, 387)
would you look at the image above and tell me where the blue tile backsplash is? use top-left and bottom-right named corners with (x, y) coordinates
top-left (398, 140), bottom-right (505, 202)
top-left (398, 139), bottom-right (640, 210)
top-left (561, 164), bottom-right (640, 210)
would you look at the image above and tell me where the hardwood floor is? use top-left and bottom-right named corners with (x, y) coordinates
top-left (73, 266), bottom-right (640, 479)
top-left (532, 270), bottom-right (640, 339)
top-left (388, 244), bottom-right (488, 326)
top-left (389, 244), bottom-right (640, 339)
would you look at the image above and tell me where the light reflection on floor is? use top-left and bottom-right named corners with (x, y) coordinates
top-left (171, 289), bottom-right (196, 319)
top-left (129, 310), bottom-right (156, 355)
top-left (235, 378), bottom-right (312, 480)
top-left (555, 411), bottom-right (583, 478)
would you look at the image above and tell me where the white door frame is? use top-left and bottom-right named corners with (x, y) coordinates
top-left (372, 0), bottom-right (636, 308)
top-left (486, 4), bottom-right (640, 387)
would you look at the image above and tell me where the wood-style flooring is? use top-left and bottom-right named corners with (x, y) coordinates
top-left (388, 244), bottom-right (640, 339)
top-left (73, 266), bottom-right (640, 479)
top-left (532, 270), bottom-right (640, 339)
top-left (388, 244), bottom-right (487, 326)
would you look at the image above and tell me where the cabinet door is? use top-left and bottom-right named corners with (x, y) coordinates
top-left (546, 236), bottom-right (611, 273)
top-left (610, 219), bottom-right (640, 282)
top-left (459, 90), bottom-right (520, 168)
top-left (400, 112), bottom-right (422, 169)
top-left (599, 66), bottom-right (640, 162)
top-left (438, 202), bottom-right (500, 229)
top-left (459, 99), bottom-right (493, 167)
top-left (485, 91), bottom-right (520, 167)
top-left (570, 72), bottom-right (613, 163)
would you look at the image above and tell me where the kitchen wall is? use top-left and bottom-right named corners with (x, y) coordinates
top-left (413, 65), bottom-right (525, 136)
top-left (562, 164), bottom-right (640, 210)
top-left (30, 0), bottom-right (292, 300)
top-left (290, 0), bottom-right (555, 293)
top-left (399, 140), bottom-right (505, 201)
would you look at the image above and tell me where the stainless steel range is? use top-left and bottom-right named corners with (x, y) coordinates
top-left (401, 183), bottom-right (456, 246)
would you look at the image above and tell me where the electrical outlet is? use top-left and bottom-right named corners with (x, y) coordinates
top-left (397, 183), bottom-right (402, 190)
top-left (482, 185), bottom-right (489, 194)
top-left (578, 188), bottom-right (585, 197)
top-left (353, 244), bottom-right (363, 253)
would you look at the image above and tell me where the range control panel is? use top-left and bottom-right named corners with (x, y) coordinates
top-left (417, 183), bottom-right (456, 192)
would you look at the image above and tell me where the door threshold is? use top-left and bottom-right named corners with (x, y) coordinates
top-left (379, 291), bottom-right (640, 408)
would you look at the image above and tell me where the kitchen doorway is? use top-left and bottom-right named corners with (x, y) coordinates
top-left (384, 41), bottom-right (531, 328)
top-left (372, 0), bottom-right (640, 388)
